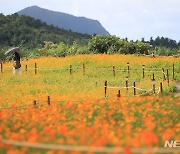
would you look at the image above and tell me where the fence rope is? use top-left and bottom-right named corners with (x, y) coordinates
top-left (38, 68), bottom-right (70, 71)
top-left (0, 104), bottom-right (32, 110)
top-left (0, 98), bottom-right (104, 110)
top-left (105, 85), bottom-right (162, 97)
top-left (1, 139), bottom-right (179, 153)
top-left (116, 69), bottom-right (163, 73)
top-left (136, 89), bottom-right (153, 96)
top-left (106, 86), bottom-right (152, 92)
top-left (0, 86), bottom-right (162, 110)
top-left (1, 66), bottom-right (176, 71)
top-left (106, 86), bottom-right (134, 89)
top-left (0, 87), bottom-right (161, 111)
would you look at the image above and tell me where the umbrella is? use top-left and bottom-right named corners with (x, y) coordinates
top-left (5, 47), bottom-right (19, 56)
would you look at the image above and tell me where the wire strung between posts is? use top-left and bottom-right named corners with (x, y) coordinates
top-left (105, 85), bottom-right (161, 97)
top-left (0, 98), bottom-right (104, 110)
top-left (0, 104), bottom-right (32, 110)
top-left (38, 68), bottom-right (70, 71)
top-left (116, 69), bottom-right (163, 73)
top-left (0, 87), bottom-right (163, 111)
top-left (106, 86), bottom-right (134, 89)
top-left (1, 139), bottom-right (179, 153)
top-left (106, 86), bottom-right (151, 92)
top-left (0, 102), bottom-right (57, 110)
top-left (1, 65), bottom-right (175, 72)
top-left (130, 87), bottom-right (160, 96)
top-left (136, 89), bottom-right (153, 96)
top-left (134, 87), bottom-right (149, 91)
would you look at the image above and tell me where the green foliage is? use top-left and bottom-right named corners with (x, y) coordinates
top-left (154, 47), bottom-right (180, 56)
top-left (150, 36), bottom-right (179, 49)
top-left (68, 42), bottom-right (80, 56)
top-left (88, 35), bottom-right (152, 54)
top-left (161, 83), bottom-right (177, 96)
top-left (0, 13), bottom-right (90, 51)
top-left (88, 35), bottom-right (120, 54)
top-left (135, 41), bottom-right (152, 54)
top-left (40, 41), bottom-right (90, 57)
top-left (0, 13), bottom-right (179, 59)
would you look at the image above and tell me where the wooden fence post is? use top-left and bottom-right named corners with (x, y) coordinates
top-left (142, 65), bottom-right (145, 78)
top-left (113, 66), bottom-right (115, 77)
top-left (70, 65), bottom-right (72, 75)
top-left (133, 82), bottom-right (136, 96)
top-left (127, 62), bottom-right (130, 77)
top-left (33, 100), bottom-right (37, 107)
top-left (152, 73), bottom-right (156, 94)
top-left (167, 69), bottom-right (169, 86)
top-left (35, 63), bottom-right (37, 74)
top-left (117, 90), bottom-right (121, 98)
top-left (1, 62), bottom-right (3, 73)
top-left (25, 65), bottom-right (27, 72)
top-left (162, 68), bottom-right (166, 80)
top-left (47, 96), bottom-right (50, 106)
top-left (173, 63), bottom-right (175, 80)
top-left (126, 76), bottom-right (128, 91)
top-left (104, 81), bottom-right (107, 97)
top-left (160, 82), bottom-right (163, 93)
top-left (83, 63), bottom-right (85, 75)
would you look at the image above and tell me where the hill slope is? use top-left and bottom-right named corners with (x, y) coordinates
top-left (0, 13), bottom-right (90, 49)
top-left (17, 5), bottom-right (109, 36)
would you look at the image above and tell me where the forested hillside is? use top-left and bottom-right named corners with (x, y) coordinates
top-left (18, 5), bottom-right (109, 36)
top-left (0, 13), bottom-right (90, 49)
top-left (143, 37), bottom-right (180, 49)
top-left (0, 13), bottom-right (179, 60)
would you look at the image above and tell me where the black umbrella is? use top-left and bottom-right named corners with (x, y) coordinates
top-left (5, 47), bottom-right (19, 56)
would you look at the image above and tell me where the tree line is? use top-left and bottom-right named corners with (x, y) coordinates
top-left (0, 13), bottom-right (179, 60)
top-left (0, 13), bottom-right (90, 49)
top-left (142, 37), bottom-right (180, 49)
top-left (23, 35), bottom-right (179, 59)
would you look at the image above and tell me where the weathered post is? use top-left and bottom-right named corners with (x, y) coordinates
top-left (117, 90), bottom-right (121, 98)
top-left (126, 76), bottom-right (129, 91)
top-left (47, 96), bottom-right (50, 106)
top-left (33, 100), bottom-right (37, 107)
top-left (104, 81), bottom-right (107, 97)
top-left (70, 65), bottom-right (72, 75)
top-left (35, 63), bottom-right (37, 74)
top-left (133, 82), bottom-right (136, 96)
top-left (113, 66), bottom-right (115, 77)
top-left (142, 65), bottom-right (145, 78)
top-left (173, 63), bottom-right (175, 80)
top-left (151, 73), bottom-right (156, 94)
top-left (83, 63), bottom-right (85, 75)
top-left (167, 69), bottom-right (169, 86)
top-left (127, 62), bottom-right (130, 77)
top-left (160, 82), bottom-right (163, 93)
top-left (25, 64), bottom-right (27, 72)
top-left (1, 62), bottom-right (3, 73)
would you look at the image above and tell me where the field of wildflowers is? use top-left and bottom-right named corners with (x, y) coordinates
top-left (0, 54), bottom-right (179, 153)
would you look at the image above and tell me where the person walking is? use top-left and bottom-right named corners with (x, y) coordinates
top-left (12, 51), bottom-right (22, 75)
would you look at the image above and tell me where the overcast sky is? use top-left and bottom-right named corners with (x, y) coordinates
top-left (0, 0), bottom-right (180, 41)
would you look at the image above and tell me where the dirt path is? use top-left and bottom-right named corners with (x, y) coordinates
top-left (175, 80), bottom-right (180, 97)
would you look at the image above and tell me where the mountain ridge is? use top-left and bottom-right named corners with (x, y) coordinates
top-left (17, 6), bottom-right (109, 36)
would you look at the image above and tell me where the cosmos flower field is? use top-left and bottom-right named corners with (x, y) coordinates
top-left (0, 54), bottom-right (179, 153)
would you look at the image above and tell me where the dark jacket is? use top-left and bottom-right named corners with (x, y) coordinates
top-left (13, 52), bottom-right (21, 69)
